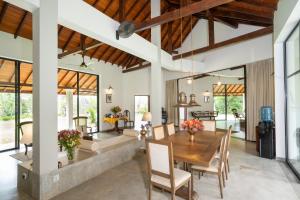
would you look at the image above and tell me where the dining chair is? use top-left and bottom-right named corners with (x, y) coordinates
top-left (146, 140), bottom-right (192, 200)
top-left (152, 125), bottom-right (165, 140)
top-left (215, 126), bottom-right (232, 180)
top-left (19, 121), bottom-right (33, 155)
top-left (202, 120), bottom-right (216, 132)
top-left (73, 116), bottom-right (92, 137)
top-left (191, 130), bottom-right (229, 199)
top-left (166, 123), bottom-right (175, 136)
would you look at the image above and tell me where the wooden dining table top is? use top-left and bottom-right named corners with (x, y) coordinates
top-left (161, 130), bottom-right (225, 167)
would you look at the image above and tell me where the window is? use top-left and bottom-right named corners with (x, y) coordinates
top-left (285, 23), bottom-right (300, 179)
top-left (134, 95), bottom-right (150, 130)
top-left (57, 70), bottom-right (99, 132)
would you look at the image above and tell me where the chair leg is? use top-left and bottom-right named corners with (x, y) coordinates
top-left (171, 191), bottom-right (176, 200)
top-left (188, 179), bottom-right (192, 200)
top-left (148, 183), bottom-right (152, 200)
top-left (227, 159), bottom-right (230, 173)
top-left (25, 144), bottom-right (28, 155)
top-left (225, 162), bottom-right (228, 180)
top-left (222, 171), bottom-right (226, 187)
top-left (218, 174), bottom-right (223, 199)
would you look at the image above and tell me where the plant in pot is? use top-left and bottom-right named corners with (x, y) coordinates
top-left (181, 119), bottom-right (204, 142)
top-left (111, 106), bottom-right (122, 117)
top-left (58, 130), bottom-right (81, 161)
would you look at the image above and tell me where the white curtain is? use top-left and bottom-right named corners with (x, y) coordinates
top-left (246, 58), bottom-right (275, 141)
top-left (165, 80), bottom-right (178, 125)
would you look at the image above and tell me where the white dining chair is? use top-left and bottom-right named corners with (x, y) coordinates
top-left (152, 125), bottom-right (165, 140)
top-left (166, 123), bottom-right (175, 136)
top-left (191, 128), bottom-right (230, 199)
top-left (202, 120), bottom-right (216, 132)
top-left (19, 121), bottom-right (33, 155)
top-left (146, 140), bottom-right (192, 200)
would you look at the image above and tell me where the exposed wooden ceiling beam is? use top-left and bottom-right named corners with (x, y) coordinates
top-left (0, 2), bottom-right (8, 24)
top-left (122, 63), bottom-right (151, 73)
top-left (62, 31), bottom-right (76, 52)
top-left (207, 11), bottom-right (214, 46)
top-left (119, 0), bottom-right (124, 22)
top-left (173, 26), bottom-right (273, 60)
top-left (97, 45), bottom-right (111, 61)
top-left (58, 71), bottom-right (70, 85)
top-left (58, 25), bottom-right (64, 36)
top-left (0, 59), bottom-right (4, 69)
top-left (14, 11), bottom-right (28, 39)
top-left (58, 40), bottom-right (102, 59)
top-left (135, 0), bottom-right (234, 32)
top-left (125, 0), bottom-right (139, 18)
top-left (223, 1), bottom-right (274, 18)
top-left (105, 48), bottom-right (118, 63)
top-left (213, 8), bottom-right (273, 25)
top-left (238, 0), bottom-right (278, 10)
top-left (213, 16), bottom-right (238, 29)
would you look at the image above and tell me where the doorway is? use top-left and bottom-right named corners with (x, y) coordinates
top-left (134, 95), bottom-right (150, 130)
top-left (213, 83), bottom-right (246, 139)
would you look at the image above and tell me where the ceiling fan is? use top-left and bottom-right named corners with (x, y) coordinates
top-left (116, 21), bottom-right (135, 40)
top-left (62, 35), bottom-right (95, 70)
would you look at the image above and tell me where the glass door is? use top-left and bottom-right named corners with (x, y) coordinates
top-left (134, 95), bottom-right (150, 130)
top-left (285, 23), bottom-right (300, 178)
top-left (0, 59), bottom-right (17, 152)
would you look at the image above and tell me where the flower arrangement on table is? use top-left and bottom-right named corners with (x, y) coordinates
top-left (58, 130), bottom-right (81, 161)
top-left (111, 106), bottom-right (122, 116)
top-left (181, 119), bottom-right (204, 142)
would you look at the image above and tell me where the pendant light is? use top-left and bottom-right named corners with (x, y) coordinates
top-left (217, 76), bottom-right (222, 86)
top-left (188, 11), bottom-right (199, 107)
top-left (174, 0), bottom-right (188, 107)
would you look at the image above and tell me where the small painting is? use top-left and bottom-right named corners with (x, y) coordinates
top-left (106, 94), bottom-right (112, 103)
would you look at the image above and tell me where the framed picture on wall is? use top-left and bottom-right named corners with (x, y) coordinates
top-left (106, 94), bottom-right (112, 103)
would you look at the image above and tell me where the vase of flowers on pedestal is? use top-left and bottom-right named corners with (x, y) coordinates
top-left (181, 119), bottom-right (204, 142)
top-left (58, 130), bottom-right (81, 161)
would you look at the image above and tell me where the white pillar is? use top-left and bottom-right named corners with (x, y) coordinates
top-left (150, 0), bottom-right (162, 126)
top-left (66, 89), bottom-right (74, 129)
top-left (32, 0), bottom-right (58, 197)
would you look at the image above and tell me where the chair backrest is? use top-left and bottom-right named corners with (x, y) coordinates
top-left (166, 123), bottom-right (175, 136)
top-left (146, 140), bottom-right (174, 188)
top-left (202, 120), bottom-right (216, 132)
top-left (218, 126), bottom-right (232, 171)
top-left (152, 125), bottom-right (165, 140)
top-left (73, 116), bottom-right (88, 136)
top-left (117, 119), bottom-right (126, 128)
top-left (19, 121), bottom-right (33, 145)
top-left (225, 125), bottom-right (232, 154)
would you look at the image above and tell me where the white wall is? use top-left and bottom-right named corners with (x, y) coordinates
top-left (177, 20), bottom-right (273, 74)
top-left (0, 31), bottom-right (124, 131)
top-left (274, 0), bottom-right (300, 159)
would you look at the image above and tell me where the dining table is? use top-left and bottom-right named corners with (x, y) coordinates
top-left (160, 130), bottom-right (225, 200)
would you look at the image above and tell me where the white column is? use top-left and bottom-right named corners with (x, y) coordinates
top-left (150, 0), bottom-right (162, 126)
top-left (32, 0), bottom-right (58, 182)
top-left (66, 89), bottom-right (74, 129)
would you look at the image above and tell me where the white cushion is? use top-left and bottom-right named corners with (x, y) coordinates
top-left (123, 129), bottom-right (139, 137)
top-left (191, 158), bottom-right (224, 173)
top-left (167, 124), bottom-right (175, 136)
top-left (79, 139), bottom-right (99, 152)
top-left (151, 168), bottom-right (191, 188)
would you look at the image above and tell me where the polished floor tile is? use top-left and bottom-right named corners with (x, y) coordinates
top-left (1, 138), bottom-right (300, 200)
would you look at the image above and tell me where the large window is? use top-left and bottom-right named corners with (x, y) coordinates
top-left (57, 69), bottom-right (99, 132)
top-left (0, 57), bottom-right (99, 152)
top-left (134, 95), bottom-right (150, 130)
top-left (285, 23), bottom-right (300, 178)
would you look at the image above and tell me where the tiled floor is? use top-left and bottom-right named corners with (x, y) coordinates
top-left (1, 137), bottom-right (300, 200)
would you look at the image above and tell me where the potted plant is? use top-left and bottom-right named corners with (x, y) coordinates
top-left (111, 106), bottom-right (122, 116)
top-left (181, 119), bottom-right (204, 142)
top-left (58, 130), bottom-right (81, 161)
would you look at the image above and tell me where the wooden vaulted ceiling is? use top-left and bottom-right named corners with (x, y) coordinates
top-left (0, 59), bottom-right (98, 95)
top-left (0, 0), bottom-right (278, 71)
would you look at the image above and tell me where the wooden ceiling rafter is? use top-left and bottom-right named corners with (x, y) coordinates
top-left (0, 1), bottom-right (8, 24)
top-left (14, 10), bottom-right (28, 38)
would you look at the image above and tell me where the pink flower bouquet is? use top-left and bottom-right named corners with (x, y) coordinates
top-left (58, 130), bottom-right (81, 160)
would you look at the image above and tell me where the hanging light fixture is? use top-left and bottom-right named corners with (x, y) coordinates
top-left (217, 76), bottom-right (222, 86)
top-left (187, 78), bottom-right (193, 85)
top-left (188, 11), bottom-right (199, 107)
